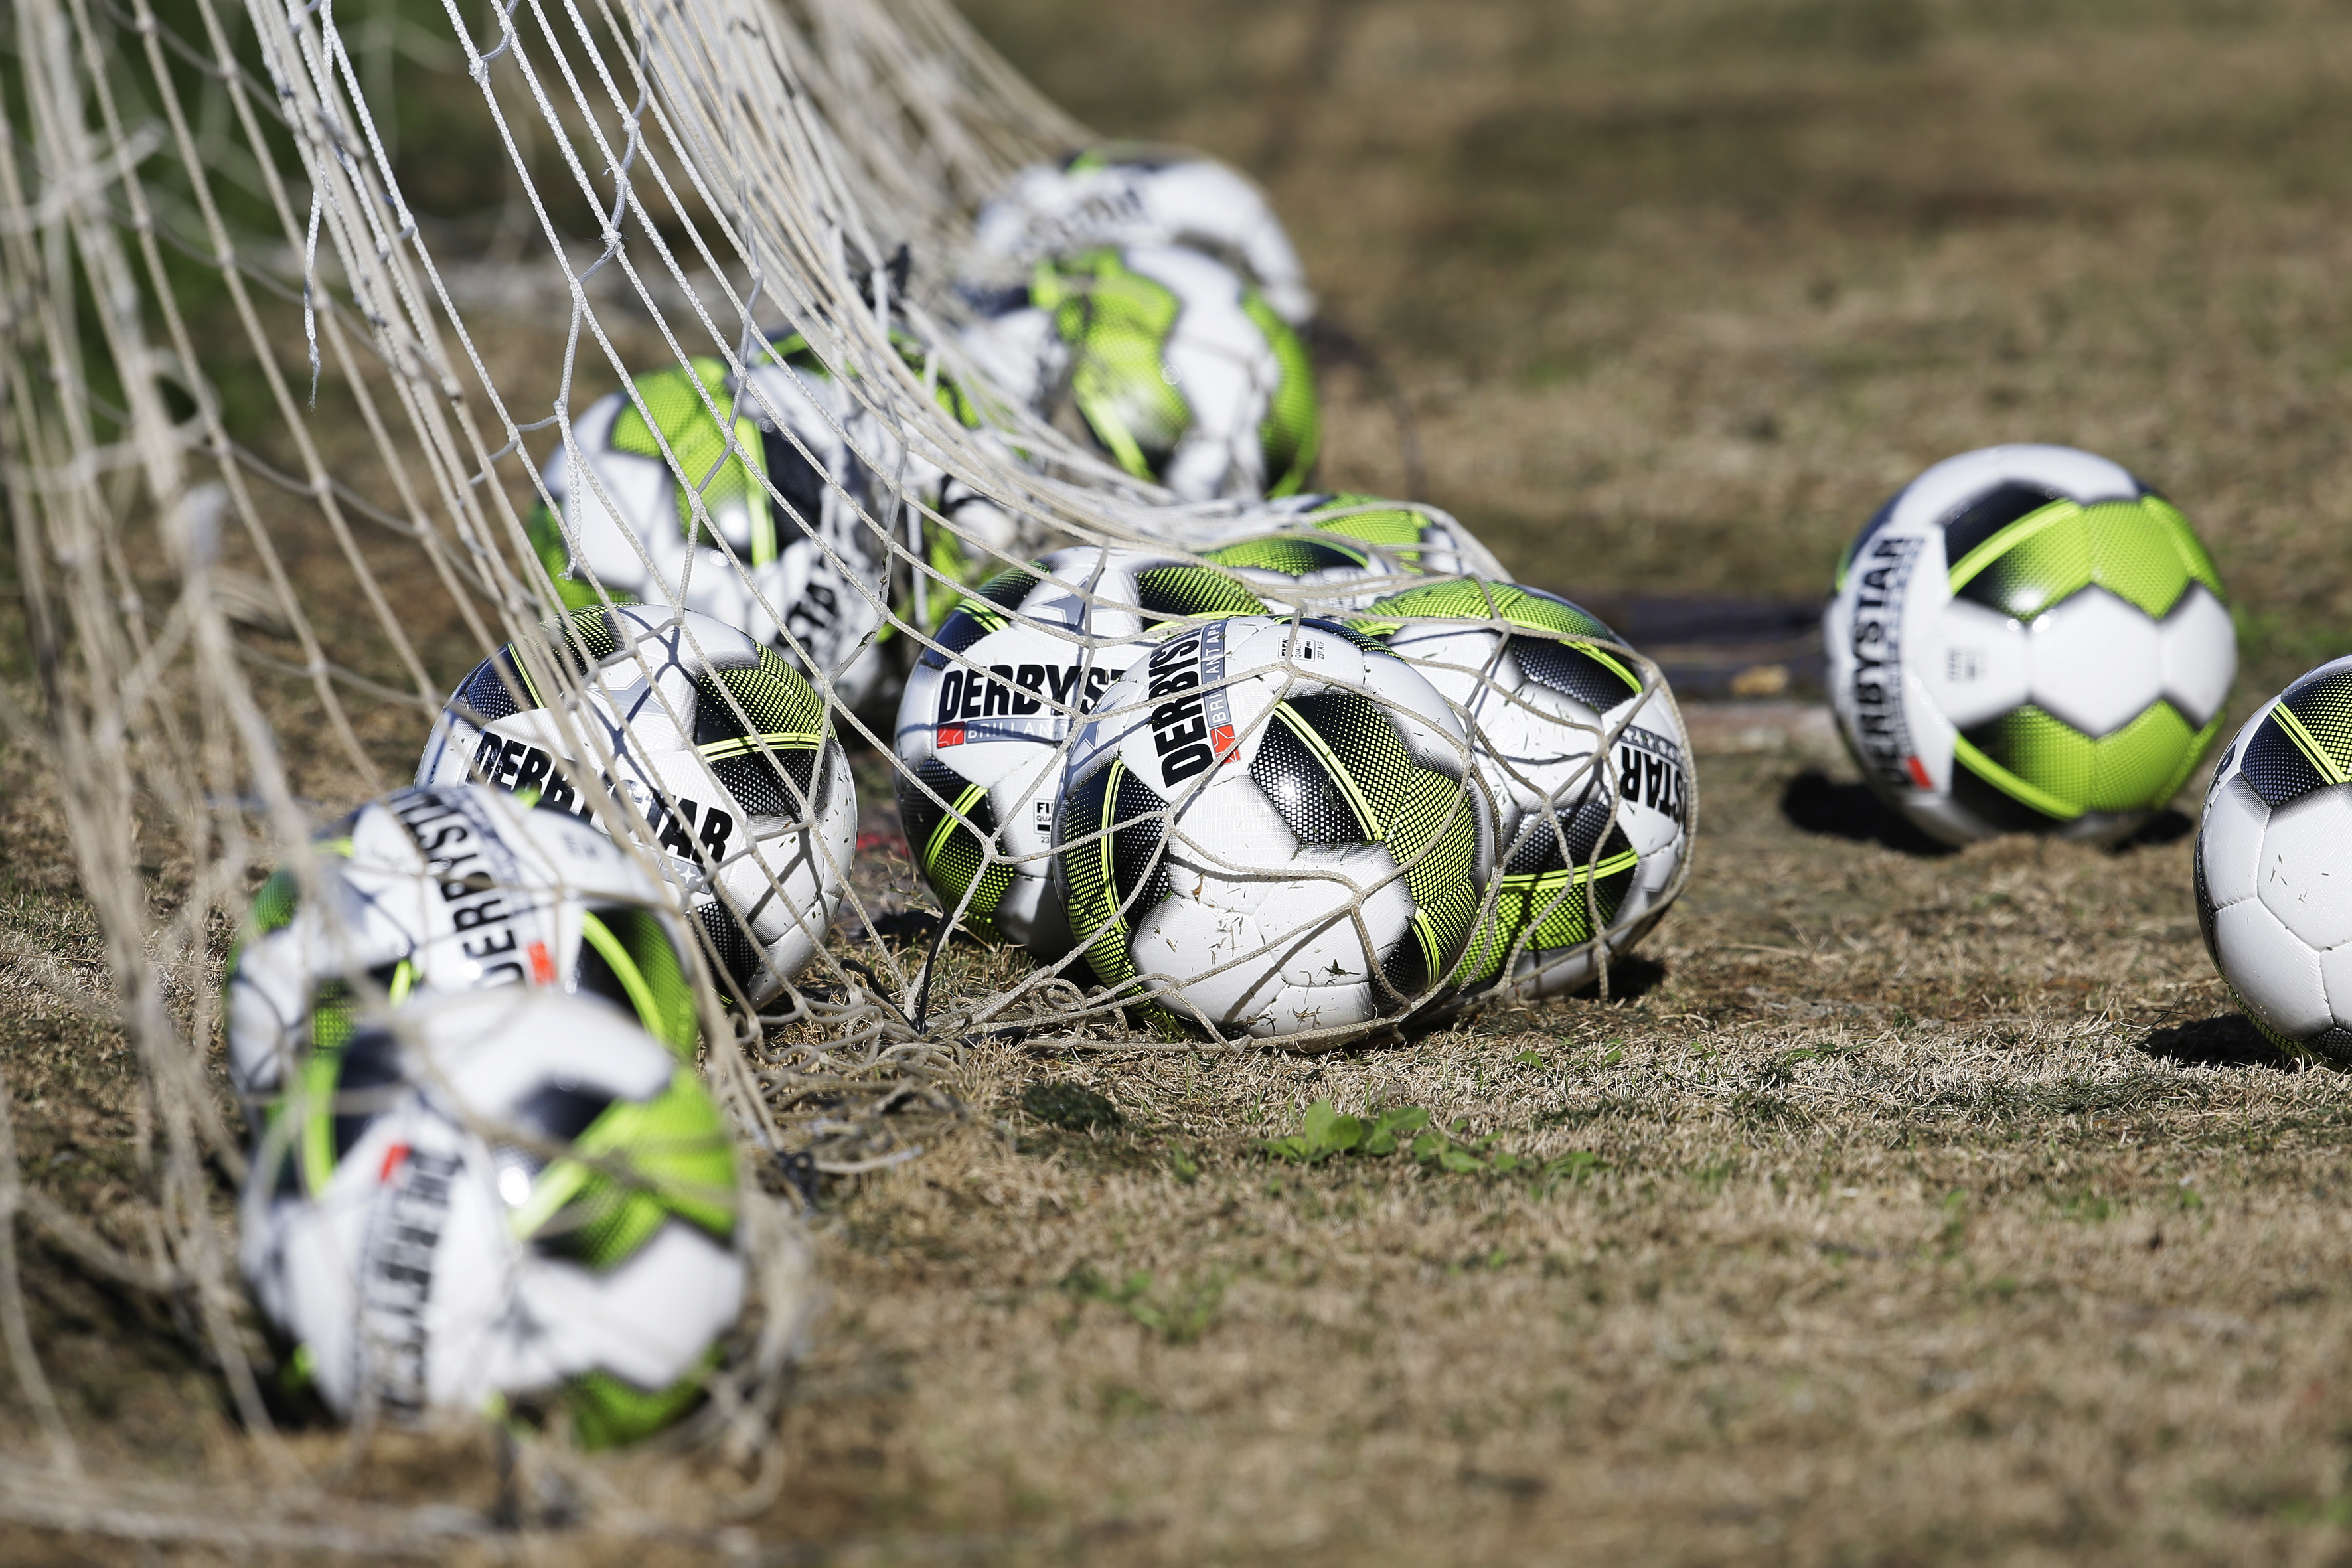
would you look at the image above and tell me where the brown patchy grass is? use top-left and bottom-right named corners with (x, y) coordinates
top-left (749, 748), bottom-right (2352, 1566)
top-left (15, 0), bottom-right (2352, 1561)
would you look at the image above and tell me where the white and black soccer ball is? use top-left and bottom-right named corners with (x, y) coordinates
top-left (959, 244), bottom-right (1320, 502)
top-left (1048, 616), bottom-right (1492, 1042)
top-left (228, 783), bottom-right (700, 1108)
top-left (1357, 581), bottom-right (1691, 999)
top-left (416, 605), bottom-right (854, 1008)
top-left (1824, 444), bottom-right (2236, 846)
top-left (2195, 657), bottom-right (2352, 1064)
top-left (894, 546), bottom-right (1266, 950)
top-left (971, 143), bottom-right (1315, 327)
top-left (241, 988), bottom-right (742, 1444)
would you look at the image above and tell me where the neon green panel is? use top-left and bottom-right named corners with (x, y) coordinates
top-left (566, 1354), bottom-right (718, 1450)
top-left (1964, 700), bottom-right (2205, 818)
top-left (1203, 536), bottom-right (1368, 578)
top-left (610, 358), bottom-right (775, 564)
top-left (1032, 251), bottom-right (1191, 481)
top-left (526, 502), bottom-right (616, 612)
top-left (509, 1069), bottom-right (739, 1271)
top-left (1302, 494), bottom-right (1429, 552)
top-left (2084, 500), bottom-right (2192, 620)
top-left (2146, 495), bottom-right (2226, 600)
top-left (2085, 700), bottom-right (2196, 811)
top-left (1950, 502), bottom-right (2093, 621)
top-left (1241, 291), bottom-right (1320, 496)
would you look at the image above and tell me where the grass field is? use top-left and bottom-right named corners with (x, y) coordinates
top-left (11, 0), bottom-right (2352, 1561)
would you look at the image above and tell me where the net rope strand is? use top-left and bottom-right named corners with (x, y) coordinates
top-left (0, 0), bottom-right (1695, 1543)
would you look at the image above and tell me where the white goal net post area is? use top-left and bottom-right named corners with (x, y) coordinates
top-left (0, 0), bottom-right (1691, 1513)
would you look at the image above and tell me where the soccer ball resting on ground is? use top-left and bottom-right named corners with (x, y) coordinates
top-left (2196, 657), bottom-right (2352, 1065)
top-left (416, 605), bottom-right (855, 1008)
top-left (1355, 580), bottom-right (1691, 1000)
top-left (1824, 443), bottom-right (2235, 846)
top-left (240, 989), bottom-right (740, 1444)
top-left (1048, 616), bottom-right (1492, 1041)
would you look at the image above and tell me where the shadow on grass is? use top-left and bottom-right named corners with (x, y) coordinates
top-left (1577, 953), bottom-right (1670, 1002)
top-left (2140, 1013), bottom-right (2301, 1070)
top-left (2109, 809), bottom-right (2194, 852)
top-left (1778, 769), bottom-right (1956, 857)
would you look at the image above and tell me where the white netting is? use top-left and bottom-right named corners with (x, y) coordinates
top-left (0, 0), bottom-right (1693, 1541)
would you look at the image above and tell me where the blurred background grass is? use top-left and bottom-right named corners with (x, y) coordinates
top-left (960, 0), bottom-right (2352, 696)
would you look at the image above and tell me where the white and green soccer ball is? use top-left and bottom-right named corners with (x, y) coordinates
top-left (2195, 657), bottom-right (2352, 1065)
top-left (971, 143), bottom-right (1316, 327)
top-left (894, 546), bottom-right (1266, 951)
top-left (526, 337), bottom-right (1020, 711)
top-left (1356, 581), bottom-right (1691, 1000)
top-left (416, 605), bottom-right (854, 1008)
top-left (1825, 444), bottom-right (2235, 846)
top-left (959, 244), bottom-right (1320, 502)
top-left (241, 988), bottom-right (741, 1445)
top-left (1048, 616), bottom-right (1492, 1041)
top-left (228, 783), bottom-right (700, 1109)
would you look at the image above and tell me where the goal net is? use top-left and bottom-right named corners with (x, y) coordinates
top-left (0, 0), bottom-right (1691, 1541)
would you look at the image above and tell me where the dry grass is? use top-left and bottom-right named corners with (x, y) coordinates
top-left (13, 0), bottom-right (2352, 1561)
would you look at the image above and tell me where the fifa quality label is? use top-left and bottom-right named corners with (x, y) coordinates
top-left (463, 724), bottom-right (736, 872)
top-left (1142, 619), bottom-right (1237, 789)
top-left (388, 787), bottom-right (560, 988)
top-left (354, 1144), bottom-right (463, 1421)
top-left (933, 654), bottom-right (1133, 749)
top-left (1843, 532), bottom-right (1930, 794)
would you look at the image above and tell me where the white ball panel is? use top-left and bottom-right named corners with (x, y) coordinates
top-left (1921, 598), bottom-right (2030, 729)
top-left (2255, 789), bottom-right (2352, 951)
top-left (2321, 943), bottom-right (2352, 1033)
top-left (2199, 774), bottom-right (2269, 910)
top-left (1899, 666), bottom-right (1959, 795)
top-left (2156, 584), bottom-right (2238, 727)
top-left (2214, 898), bottom-right (2333, 1038)
top-left (2025, 588), bottom-right (2163, 737)
top-left (509, 1221), bottom-right (744, 1393)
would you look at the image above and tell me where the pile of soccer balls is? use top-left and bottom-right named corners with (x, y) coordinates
top-left (230, 145), bottom-right (1703, 1439)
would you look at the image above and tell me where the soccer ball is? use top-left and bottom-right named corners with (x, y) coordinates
top-left (2194, 657), bottom-right (2352, 1064)
top-left (416, 605), bottom-right (855, 1008)
top-left (1048, 616), bottom-right (1493, 1041)
top-left (525, 336), bottom-right (1022, 711)
top-left (1182, 492), bottom-right (1513, 583)
top-left (228, 783), bottom-right (700, 1107)
top-left (959, 244), bottom-right (1320, 502)
top-left (1354, 580), bottom-right (1691, 999)
top-left (1824, 444), bottom-right (2236, 846)
top-left (971, 143), bottom-right (1316, 327)
top-left (241, 988), bottom-right (742, 1444)
top-left (894, 546), bottom-right (1267, 950)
